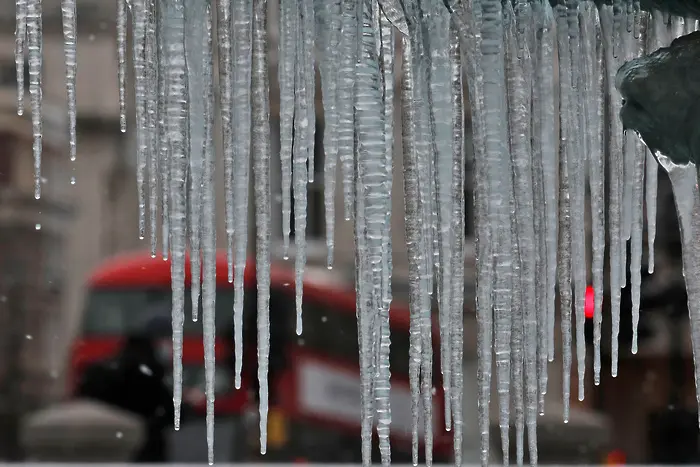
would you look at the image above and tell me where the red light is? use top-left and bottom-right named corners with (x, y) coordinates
top-left (605, 449), bottom-right (626, 465)
top-left (585, 286), bottom-right (595, 319)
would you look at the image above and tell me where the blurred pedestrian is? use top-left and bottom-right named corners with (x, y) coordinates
top-left (76, 332), bottom-right (186, 462)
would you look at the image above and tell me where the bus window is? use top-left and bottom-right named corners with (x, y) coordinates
top-left (300, 301), bottom-right (412, 376)
top-left (81, 288), bottom-right (237, 337)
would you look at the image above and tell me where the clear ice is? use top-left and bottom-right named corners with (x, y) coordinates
top-left (17, 0), bottom-right (700, 464)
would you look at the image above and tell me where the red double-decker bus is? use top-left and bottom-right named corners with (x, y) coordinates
top-left (68, 250), bottom-right (452, 463)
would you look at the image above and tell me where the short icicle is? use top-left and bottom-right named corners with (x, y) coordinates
top-left (216, 0), bottom-right (235, 282)
top-left (117, 0), bottom-right (127, 132)
top-left (279, 0), bottom-right (298, 259)
top-left (26, 0), bottom-right (42, 201)
top-left (61, 0), bottom-right (77, 164)
top-left (15, 0), bottom-right (26, 117)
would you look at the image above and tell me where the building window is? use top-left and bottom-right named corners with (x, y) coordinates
top-left (289, 121), bottom-right (325, 239)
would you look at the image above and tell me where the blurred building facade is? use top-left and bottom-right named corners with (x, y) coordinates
top-left (2, 0), bottom-right (686, 462)
top-left (0, 0), bottom-right (134, 423)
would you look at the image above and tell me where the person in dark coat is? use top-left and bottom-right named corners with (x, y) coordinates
top-left (75, 333), bottom-right (177, 463)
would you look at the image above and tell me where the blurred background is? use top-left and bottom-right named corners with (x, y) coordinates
top-left (0, 0), bottom-right (696, 464)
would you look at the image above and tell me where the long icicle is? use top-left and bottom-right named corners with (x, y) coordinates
top-left (479, 0), bottom-right (513, 461)
top-left (427, 0), bottom-right (454, 434)
top-left (448, 16), bottom-right (465, 465)
top-left (184, 0), bottom-right (207, 321)
top-left (163, 0), bottom-right (188, 430)
top-left (251, 0), bottom-right (271, 453)
top-left (157, 0), bottom-right (171, 259)
top-left (400, 33), bottom-right (423, 467)
top-left (600, 3), bottom-right (623, 377)
top-left (338, 0), bottom-right (358, 220)
top-left (567, 0), bottom-right (587, 403)
top-left (581, 1), bottom-right (606, 386)
top-left (132, 0), bottom-right (149, 241)
top-left (146, 0), bottom-right (158, 257)
top-left (510, 0), bottom-right (538, 460)
top-left (232, 0), bottom-right (253, 387)
top-left (555, 3), bottom-right (573, 422)
top-left (200, 4), bottom-right (216, 462)
top-left (504, 5), bottom-right (525, 463)
top-left (318, 0), bottom-right (342, 267)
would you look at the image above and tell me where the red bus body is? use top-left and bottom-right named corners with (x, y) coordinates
top-left (69, 250), bottom-right (452, 462)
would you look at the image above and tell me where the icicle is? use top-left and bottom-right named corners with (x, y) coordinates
top-left (504, 6), bottom-right (524, 464)
top-left (532, 0), bottom-right (556, 412)
top-left (184, 0), bottom-right (208, 321)
top-left (26, 0), bottom-right (42, 201)
top-left (302, 0), bottom-right (316, 185)
top-left (412, 10), bottom-right (436, 301)
top-left (581, 1), bottom-right (605, 385)
top-left (162, 0), bottom-right (188, 429)
top-left (217, 0), bottom-right (235, 282)
top-left (453, 0), bottom-right (494, 463)
top-left (400, 34), bottom-right (422, 467)
top-left (645, 10), bottom-right (663, 274)
top-left (508, 1), bottom-right (538, 460)
top-left (426, 0), bottom-right (454, 434)
top-left (355, 5), bottom-right (387, 464)
top-left (200, 4), bottom-right (216, 461)
top-left (646, 150), bottom-right (658, 273)
top-left (565, 0), bottom-right (588, 403)
top-left (61, 0), bottom-right (77, 164)
top-left (353, 141), bottom-right (373, 467)
top-left (233, 0), bottom-right (253, 386)
top-left (629, 13), bottom-right (647, 354)
top-left (132, 0), bottom-right (149, 241)
top-left (145, 0), bottom-right (158, 257)
top-left (117, 0), bottom-right (127, 132)
top-left (630, 133), bottom-right (645, 354)
top-left (448, 18), bottom-right (465, 466)
top-left (555, 3), bottom-right (573, 422)
top-left (157, 1), bottom-right (170, 259)
top-left (337, 0), bottom-right (358, 220)
top-left (378, 0), bottom-right (408, 35)
top-left (376, 4), bottom-right (395, 464)
top-left (279, 0), bottom-right (298, 259)
top-left (292, 0), bottom-right (309, 336)
top-left (538, 1), bottom-right (557, 366)
top-left (317, 0), bottom-right (342, 267)
top-left (478, 0), bottom-right (513, 460)
top-left (378, 4), bottom-right (395, 315)
top-left (657, 157), bottom-right (700, 434)
top-left (251, 0), bottom-right (271, 453)
top-left (16, 0), bottom-right (26, 117)
top-left (600, 3), bottom-right (623, 377)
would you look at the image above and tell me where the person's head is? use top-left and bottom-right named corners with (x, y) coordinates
top-left (120, 333), bottom-right (159, 367)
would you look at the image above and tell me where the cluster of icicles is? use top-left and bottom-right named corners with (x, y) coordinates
top-left (14, 0), bottom-right (700, 464)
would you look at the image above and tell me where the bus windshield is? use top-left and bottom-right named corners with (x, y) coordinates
top-left (81, 288), bottom-right (237, 336)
